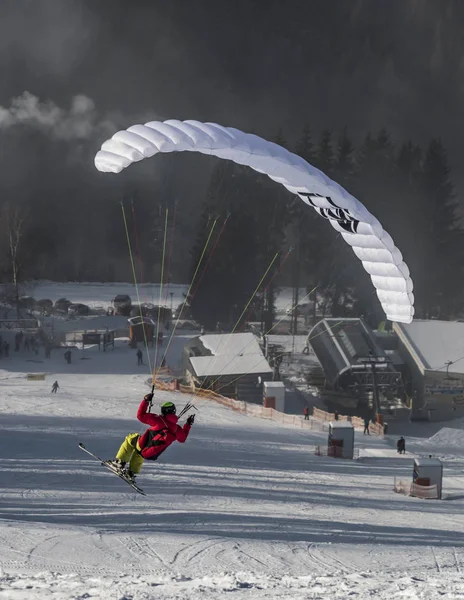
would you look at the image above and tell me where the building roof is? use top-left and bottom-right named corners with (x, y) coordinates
top-left (329, 421), bottom-right (354, 429)
top-left (414, 458), bottom-right (442, 467)
top-left (393, 320), bottom-right (464, 375)
top-left (190, 353), bottom-right (272, 377)
top-left (189, 332), bottom-right (272, 377)
top-left (199, 333), bottom-right (261, 356)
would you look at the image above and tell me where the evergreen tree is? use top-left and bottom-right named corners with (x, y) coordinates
top-left (315, 129), bottom-right (334, 174)
top-left (421, 139), bottom-right (463, 317)
top-left (295, 123), bottom-right (314, 164)
top-left (333, 127), bottom-right (356, 190)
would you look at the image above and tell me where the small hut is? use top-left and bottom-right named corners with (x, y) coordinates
top-left (128, 316), bottom-right (155, 344)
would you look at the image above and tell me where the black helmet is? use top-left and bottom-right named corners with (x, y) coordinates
top-left (161, 401), bottom-right (176, 415)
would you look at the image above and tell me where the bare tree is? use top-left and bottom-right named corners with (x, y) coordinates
top-left (0, 203), bottom-right (29, 318)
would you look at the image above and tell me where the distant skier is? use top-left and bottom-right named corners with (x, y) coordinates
top-left (397, 436), bottom-right (406, 454)
top-left (51, 381), bottom-right (59, 394)
top-left (64, 350), bottom-right (72, 364)
top-left (107, 393), bottom-right (194, 482)
top-left (136, 348), bottom-right (143, 366)
top-left (334, 409), bottom-right (339, 421)
top-left (303, 406), bottom-right (309, 420)
top-left (363, 418), bottom-right (370, 435)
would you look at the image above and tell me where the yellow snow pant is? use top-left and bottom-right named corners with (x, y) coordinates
top-left (116, 433), bottom-right (144, 474)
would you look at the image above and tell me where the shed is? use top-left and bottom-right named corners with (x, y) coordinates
top-left (263, 381), bottom-right (285, 412)
top-left (412, 458), bottom-right (443, 499)
top-left (328, 421), bottom-right (354, 459)
top-left (128, 316), bottom-right (155, 344)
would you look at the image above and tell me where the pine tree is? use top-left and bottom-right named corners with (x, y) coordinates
top-left (421, 139), bottom-right (463, 317)
top-left (315, 129), bottom-right (334, 174)
top-left (295, 124), bottom-right (314, 164)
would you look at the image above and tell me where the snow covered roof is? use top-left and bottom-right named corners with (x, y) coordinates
top-left (190, 332), bottom-right (272, 377)
top-left (414, 458), bottom-right (443, 467)
top-left (393, 320), bottom-right (464, 375)
top-left (329, 421), bottom-right (354, 429)
top-left (127, 316), bottom-right (156, 327)
top-left (190, 353), bottom-right (272, 377)
top-left (199, 333), bottom-right (260, 356)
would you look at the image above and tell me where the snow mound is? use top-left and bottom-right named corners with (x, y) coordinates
top-left (427, 427), bottom-right (464, 447)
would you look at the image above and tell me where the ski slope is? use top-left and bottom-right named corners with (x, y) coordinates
top-left (0, 324), bottom-right (463, 598)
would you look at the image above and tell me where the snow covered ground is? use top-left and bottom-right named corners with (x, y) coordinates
top-left (30, 282), bottom-right (302, 315)
top-left (0, 284), bottom-right (464, 598)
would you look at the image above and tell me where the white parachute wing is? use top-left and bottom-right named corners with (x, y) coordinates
top-left (95, 119), bottom-right (414, 323)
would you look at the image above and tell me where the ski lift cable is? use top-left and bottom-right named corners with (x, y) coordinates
top-left (152, 208), bottom-right (169, 379)
top-left (121, 201), bottom-right (152, 373)
top-left (154, 217), bottom-right (219, 378)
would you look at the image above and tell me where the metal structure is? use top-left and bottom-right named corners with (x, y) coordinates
top-left (0, 318), bottom-right (41, 331)
top-left (308, 318), bottom-right (403, 409)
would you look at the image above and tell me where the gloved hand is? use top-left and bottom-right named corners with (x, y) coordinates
top-left (187, 414), bottom-right (195, 426)
top-left (144, 393), bottom-right (154, 403)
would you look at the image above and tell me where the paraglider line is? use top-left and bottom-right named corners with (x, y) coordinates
top-left (214, 319), bottom-right (344, 397)
top-left (153, 208), bottom-right (169, 381)
top-left (239, 247), bottom-right (293, 333)
top-left (190, 214), bottom-right (229, 302)
top-left (195, 251), bottom-right (280, 395)
top-left (154, 217), bottom-right (218, 380)
top-left (162, 201), bottom-right (178, 314)
top-left (121, 201), bottom-right (152, 373)
top-left (195, 285), bottom-right (317, 400)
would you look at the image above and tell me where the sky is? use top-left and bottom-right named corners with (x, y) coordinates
top-left (0, 0), bottom-right (463, 205)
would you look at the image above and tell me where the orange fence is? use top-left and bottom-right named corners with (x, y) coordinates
top-left (152, 378), bottom-right (384, 436)
top-left (312, 407), bottom-right (384, 436)
top-left (153, 378), bottom-right (327, 431)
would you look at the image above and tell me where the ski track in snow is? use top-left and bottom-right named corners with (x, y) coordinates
top-left (0, 283), bottom-right (463, 598)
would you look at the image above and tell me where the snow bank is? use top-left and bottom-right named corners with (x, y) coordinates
top-left (1, 570), bottom-right (463, 600)
top-left (427, 426), bottom-right (464, 447)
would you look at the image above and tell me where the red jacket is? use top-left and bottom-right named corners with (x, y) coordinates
top-left (137, 399), bottom-right (191, 460)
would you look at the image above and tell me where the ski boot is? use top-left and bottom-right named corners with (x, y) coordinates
top-left (105, 459), bottom-right (126, 473)
top-left (125, 469), bottom-right (137, 483)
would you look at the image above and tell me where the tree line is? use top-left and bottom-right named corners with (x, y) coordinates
top-left (189, 127), bottom-right (463, 329)
top-left (0, 125), bottom-right (461, 328)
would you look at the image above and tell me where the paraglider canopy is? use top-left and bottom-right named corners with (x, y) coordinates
top-left (95, 120), bottom-right (414, 324)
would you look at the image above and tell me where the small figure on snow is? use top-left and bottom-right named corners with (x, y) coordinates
top-left (397, 436), bottom-right (406, 454)
top-left (107, 393), bottom-right (194, 482)
top-left (136, 348), bottom-right (143, 366)
top-left (303, 406), bottom-right (309, 420)
top-left (51, 380), bottom-right (59, 394)
top-left (363, 417), bottom-right (370, 435)
top-left (64, 350), bottom-right (72, 364)
top-left (334, 409), bottom-right (339, 421)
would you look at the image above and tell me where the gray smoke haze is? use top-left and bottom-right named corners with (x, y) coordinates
top-left (0, 92), bottom-right (115, 140)
top-left (0, 1), bottom-right (464, 199)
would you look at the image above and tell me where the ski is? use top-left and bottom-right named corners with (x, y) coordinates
top-left (78, 442), bottom-right (146, 496)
